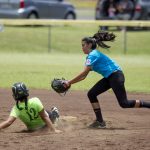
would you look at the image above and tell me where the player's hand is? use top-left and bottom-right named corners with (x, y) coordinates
top-left (63, 80), bottom-right (71, 88)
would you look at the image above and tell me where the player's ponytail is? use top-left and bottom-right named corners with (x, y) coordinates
top-left (82, 30), bottom-right (116, 50)
top-left (93, 30), bottom-right (116, 49)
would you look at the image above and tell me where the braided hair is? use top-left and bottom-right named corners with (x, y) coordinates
top-left (16, 98), bottom-right (28, 111)
top-left (82, 30), bottom-right (116, 50)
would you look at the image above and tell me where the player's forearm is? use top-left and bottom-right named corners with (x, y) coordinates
top-left (69, 75), bottom-right (86, 84)
top-left (43, 116), bottom-right (55, 131)
top-left (0, 121), bottom-right (12, 130)
top-left (69, 71), bottom-right (88, 84)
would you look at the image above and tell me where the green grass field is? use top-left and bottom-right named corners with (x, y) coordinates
top-left (0, 53), bottom-right (149, 93)
top-left (0, 26), bottom-right (150, 93)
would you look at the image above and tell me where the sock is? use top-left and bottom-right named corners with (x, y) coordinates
top-left (94, 108), bottom-right (103, 122)
top-left (140, 101), bottom-right (150, 108)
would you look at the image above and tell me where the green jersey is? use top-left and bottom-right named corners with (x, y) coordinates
top-left (10, 97), bottom-right (46, 131)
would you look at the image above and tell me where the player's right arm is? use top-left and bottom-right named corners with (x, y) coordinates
top-left (0, 116), bottom-right (16, 130)
top-left (67, 66), bottom-right (91, 85)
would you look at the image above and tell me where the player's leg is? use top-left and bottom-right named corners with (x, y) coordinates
top-left (109, 71), bottom-right (150, 108)
top-left (47, 107), bottom-right (60, 123)
top-left (87, 78), bottom-right (110, 128)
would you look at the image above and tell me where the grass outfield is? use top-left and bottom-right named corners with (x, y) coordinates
top-left (0, 26), bottom-right (150, 54)
top-left (0, 53), bottom-right (149, 93)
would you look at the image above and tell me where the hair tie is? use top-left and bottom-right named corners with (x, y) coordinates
top-left (92, 38), bottom-right (97, 43)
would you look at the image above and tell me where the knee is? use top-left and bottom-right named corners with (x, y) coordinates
top-left (119, 99), bottom-right (136, 108)
top-left (87, 90), bottom-right (97, 103)
top-left (119, 101), bottom-right (130, 108)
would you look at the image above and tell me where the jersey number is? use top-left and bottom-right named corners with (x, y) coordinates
top-left (26, 108), bottom-right (38, 121)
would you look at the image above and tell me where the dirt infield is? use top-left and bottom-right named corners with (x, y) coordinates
top-left (0, 89), bottom-right (150, 150)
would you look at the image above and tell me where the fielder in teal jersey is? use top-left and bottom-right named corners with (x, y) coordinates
top-left (64, 30), bottom-right (150, 129)
top-left (0, 82), bottom-right (61, 133)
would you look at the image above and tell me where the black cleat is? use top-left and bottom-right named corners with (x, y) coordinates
top-left (88, 120), bottom-right (106, 129)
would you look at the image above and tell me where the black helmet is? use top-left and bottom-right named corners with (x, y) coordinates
top-left (12, 82), bottom-right (29, 101)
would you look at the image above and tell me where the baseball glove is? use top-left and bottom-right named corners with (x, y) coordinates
top-left (51, 78), bottom-right (70, 94)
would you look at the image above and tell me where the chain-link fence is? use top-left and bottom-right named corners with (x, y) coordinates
top-left (0, 20), bottom-right (150, 54)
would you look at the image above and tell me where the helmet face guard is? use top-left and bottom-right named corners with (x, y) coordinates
top-left (12, 82), bottom-right (29, 101)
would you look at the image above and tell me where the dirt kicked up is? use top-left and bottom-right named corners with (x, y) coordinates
top-left (0, 89), bottom-right (150, 150)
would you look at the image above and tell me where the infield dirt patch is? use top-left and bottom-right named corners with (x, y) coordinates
top-left (0, 89), bottom-right (150, 150)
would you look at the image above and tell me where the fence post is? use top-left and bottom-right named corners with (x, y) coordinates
top-left (48, 25), bottom-right (51, 52)
top-left (122, 26), bottom-right (127, 54)
top-left (0, 23), bottom-right (4, 32)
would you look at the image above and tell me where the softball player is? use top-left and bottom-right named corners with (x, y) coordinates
top-left (0, 82), bottom-right (61, 133)
top-left (65, 31), bottom-right (150, 128)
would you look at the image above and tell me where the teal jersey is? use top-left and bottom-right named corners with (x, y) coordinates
top-left (10, 97), bottom-right (46, 131)
top-left (85, 49), bottom-right (122, 78)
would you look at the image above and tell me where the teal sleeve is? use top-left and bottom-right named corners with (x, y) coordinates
top-left (85, 55), bottom-right (98, 66)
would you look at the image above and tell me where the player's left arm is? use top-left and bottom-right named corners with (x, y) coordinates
top-left (39, 109), bottom-right (61, 133)
top-left (0, 116), bottom-right (16, 130)
top-left (68, 66), bottom-right (91, 85)
top-left (39, 109), bottom-right (56, 131)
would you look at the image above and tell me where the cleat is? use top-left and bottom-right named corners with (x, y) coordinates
top-left (88, 120), bottom-right (106, 129)
top-left (50, 106), bottom-right (60, 123)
